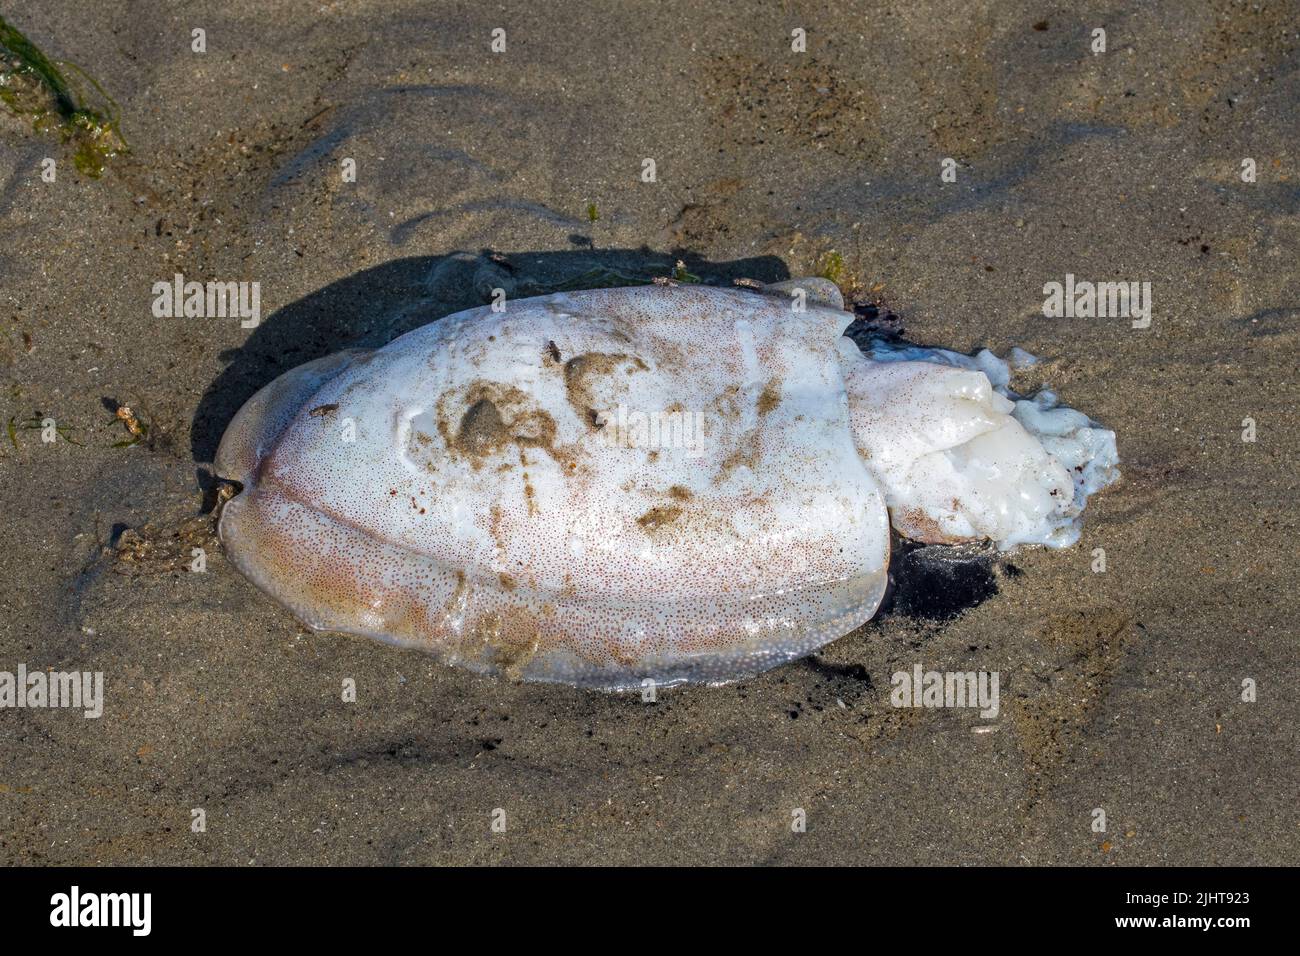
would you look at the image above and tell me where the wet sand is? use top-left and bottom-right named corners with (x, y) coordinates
top-left (0, 0), bottom-right (1296, 864)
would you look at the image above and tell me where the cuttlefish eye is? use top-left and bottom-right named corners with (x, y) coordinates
top-left (215, 280), bottom-right (1117, 690)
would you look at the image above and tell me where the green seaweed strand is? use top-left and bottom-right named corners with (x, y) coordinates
top-left (0, 13), bottom-right (126, 177)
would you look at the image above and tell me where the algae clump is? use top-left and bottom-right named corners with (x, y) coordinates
top-left (0, 14), bottom-right (126, 177)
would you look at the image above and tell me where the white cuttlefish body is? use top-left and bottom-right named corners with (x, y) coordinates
top-left (216, 278), bottom-right (1118, 689)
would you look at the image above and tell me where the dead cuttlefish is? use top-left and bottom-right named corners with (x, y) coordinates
top-left (216, 279), bottom-right (1119, 689)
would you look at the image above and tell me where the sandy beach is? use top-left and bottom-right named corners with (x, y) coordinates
top-left (0, 0), bottom-right (1296, 864)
